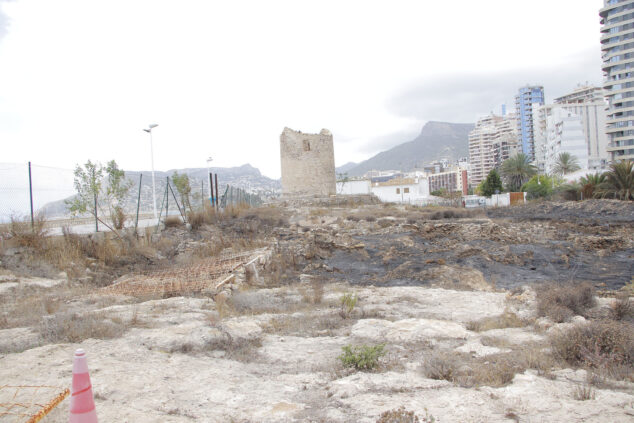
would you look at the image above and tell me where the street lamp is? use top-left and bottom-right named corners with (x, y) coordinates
top-left (143, 123), bottom-right (159, 219)
top-left (206, 157), bottom-right (213, 201)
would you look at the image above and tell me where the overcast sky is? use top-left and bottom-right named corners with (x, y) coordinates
top-left (0, 0), bottom-right (604, 178)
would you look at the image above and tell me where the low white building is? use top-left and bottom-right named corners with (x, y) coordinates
top-left (336, 179), bottom-right (371, 195)
top-left (370, 177), bottom-right (430, 204)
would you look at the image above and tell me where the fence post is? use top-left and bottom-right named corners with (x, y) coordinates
top-left (93, 167), bottom-right (98, 232)
top-left (215, 174), bottom-right (219, 210)
top-left (28, 161), bottom-right (34, 231)
top-left (135, 174), bottom-right (143, 231)
top-left (209, 173), bottom-right (214, 207)
top-left (201, 180), bottom-right (204, 211)
top-left (165, 177), bottom-right (169, 219)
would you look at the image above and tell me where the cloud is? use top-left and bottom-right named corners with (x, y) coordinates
top-left (0, 0), bottom-right (14, 41)
top-left (386, 47), bottom-right (604, 124)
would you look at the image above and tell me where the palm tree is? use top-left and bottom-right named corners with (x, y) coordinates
top-left (501, 153), bottom-right (537, 192)
top-left (579, 172), bottom-right (606, 199)
top-left (552, 152), bottom-right (581, 175)
top-left (598, 160), bottom-right (634, 200)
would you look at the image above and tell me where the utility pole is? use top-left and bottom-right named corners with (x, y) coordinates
top-left (143, 124), bottom-right (159, 220)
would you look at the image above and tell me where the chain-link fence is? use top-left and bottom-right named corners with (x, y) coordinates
top-left (219, 185), bottom-right (263, 208)
top-left (0, 162), bottom-right (264, 234)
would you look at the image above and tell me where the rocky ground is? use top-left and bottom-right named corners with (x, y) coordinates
top-left (0, 199), bottom-right (633, 422)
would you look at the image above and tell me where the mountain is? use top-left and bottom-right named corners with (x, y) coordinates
top-left (335, 162), bottom-right (358, 175)
top-left (346, 121), bottom-right (474, 177)
top-left (38, 164), bottom-right (281, 218)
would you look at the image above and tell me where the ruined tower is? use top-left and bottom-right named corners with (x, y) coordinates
top-left (280, 127), bottom-right (336, 196)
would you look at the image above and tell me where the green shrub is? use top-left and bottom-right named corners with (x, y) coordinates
top-left (338, 344), bottom-right (386, 371)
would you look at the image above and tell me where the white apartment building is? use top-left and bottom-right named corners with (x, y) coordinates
top-left (534, 85), bottom-right (610, 172)
top-left (600, 0), bottom-right (634, 161)
top-left (541, 107), bottom-right (589, 174)
top-left (468, 113), bottom-right (518, 187)
top-left (428, 169), bottom-right (469, 195)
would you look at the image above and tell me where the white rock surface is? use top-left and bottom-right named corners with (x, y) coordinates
top-left (352, 318), bottom-right (469, 342)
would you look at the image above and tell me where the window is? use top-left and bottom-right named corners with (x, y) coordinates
top-left (404, 187), bottom-right (410, 193)
top-left (303, 140), bottom-right (311, 151)
top-left (396, 188), bottom-right (400, 194)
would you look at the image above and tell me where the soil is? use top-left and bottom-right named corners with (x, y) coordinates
top-left (0, 199), bottom-right (633, 422)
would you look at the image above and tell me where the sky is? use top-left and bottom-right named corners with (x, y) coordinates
top-left (0, 0), bottom-right (604, 179)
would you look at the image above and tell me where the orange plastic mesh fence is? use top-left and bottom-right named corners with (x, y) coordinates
top-left (0, 385), bottom-right (69, 423)
top-left (102, 248), bottom-right (268, 297)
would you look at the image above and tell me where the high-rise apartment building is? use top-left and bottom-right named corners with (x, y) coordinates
top-left (515, 85), bottom-right (545, 161)
top-left (468, 114), bottom-right (519, 187)
top-left (600, 0), bottom-right (634, 161)
top-left (533, 85), bottom-right (610, 173)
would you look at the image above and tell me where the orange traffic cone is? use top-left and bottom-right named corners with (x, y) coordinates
top-left (69, 348), bottom-right (98, 423)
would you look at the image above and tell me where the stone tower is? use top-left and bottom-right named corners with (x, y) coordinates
top-left (280, 127), bottom-right (336, 196)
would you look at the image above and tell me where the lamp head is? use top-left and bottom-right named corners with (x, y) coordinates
top-left (148, 123), bottom-right (158, 129)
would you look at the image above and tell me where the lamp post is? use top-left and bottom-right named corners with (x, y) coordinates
top-left (206, 157), bottom-right (213, 200)
top-left (143, 123), bottom-right (159, 219)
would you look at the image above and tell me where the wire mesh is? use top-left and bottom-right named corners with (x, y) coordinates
top-left (219, 185), bottom-right (263, 208)
top-left (102, 248), bottom-right (269, 297)
top-left (0, 385), bottom-right (69, 423)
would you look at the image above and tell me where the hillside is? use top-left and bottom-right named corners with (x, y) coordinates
top-left (347, 121), bottom-right (474, 176)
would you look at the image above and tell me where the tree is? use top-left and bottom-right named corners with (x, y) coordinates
top-left (172, 171), bottom-right (193, 212)
top-left (553, 152), bottom-right (581, 176)
top-left (336, 172), bottom-right (349, 195)
top-left (579, 172), bottom-right (606, 199)
top-left (597, 160), bottom-right (634, 200)
top-left (501, 153), bottom-right (537, 192)
top-left (104, 160), bottom-right (132, 229)
top-left (480, 169), bottom-right (504, 197)
top-left (67, 160), bottom-right (118, 233)
top-left (521, 174), bottom-right (554, 199)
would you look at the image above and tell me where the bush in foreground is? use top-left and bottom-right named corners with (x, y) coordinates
top-left (338, 344), bottom-right (386, 371)
top-left (550, 320), bottom-right (633, 379)
top-left (536, 282), bottom-right (596, 323)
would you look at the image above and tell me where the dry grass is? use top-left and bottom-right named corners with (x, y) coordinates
top-left (203, 335), bottom-right (262, 362)
top-left (39, 311), bottom-right (127, 343)
top-left (466, 311), bottom-right (528, 332)
top-left (3, 214), bottom-right (49, 249)
top-left (421, 348), bottom-right (554, 388)
top-left (263, 312), bottom-right (351, 337)
top-left (376, 407), bottom-right (421, 423)
top-left (164, 216), bottom-right (183, 227)
top-left (550, 319), bottom-right (633, 380)
top-left (573, 384), bottom-right (596, 401)
top-left (187, 210), bottom-right (206, 229)
top-left (610, 295), bottom-right (633, 321)
top-left (299, 278), bottom-right (325, 305)
top-left (228, 290), bottom-right (298, 315)
top-left (377, 218), bottom-right (395, 228)
top-left (536, 282), bottom-right (596, 323)
top-left (1, 285), bottom-right (84, 330)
